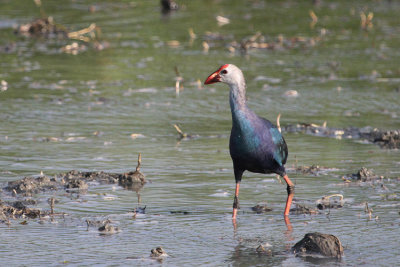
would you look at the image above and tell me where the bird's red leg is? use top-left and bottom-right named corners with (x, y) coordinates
top-left (283, 174), bottom-right (294, 216)
top-left (232, 182), bottom-right (240, 220)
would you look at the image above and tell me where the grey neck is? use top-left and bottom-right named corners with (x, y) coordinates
top-left (229, 82), bottom-right (247, 114)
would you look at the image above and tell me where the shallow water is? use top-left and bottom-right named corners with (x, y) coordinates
top-left (1, 1), bottom-right (400, 266)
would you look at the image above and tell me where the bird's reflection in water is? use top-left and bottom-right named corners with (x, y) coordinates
top-left (120, 181), bottom-right (145, 205)
top-left (232, 215), bottom-right (294, 251)
top-left (229, 215), bottom-right (294, 266)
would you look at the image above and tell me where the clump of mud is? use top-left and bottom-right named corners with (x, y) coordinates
top-left (284, 123), bottom-right (400, 149)
top-left (296, 165), bottom-right (322, 175)
top-left (290, 203), bottom-right (320, 215)
top-left (4, 154), bottom-right (146, 197)
top-left (1, 154), bottom-right (146, 223)
top-left (341, 167), bottom-right (389, 183)
top-left (5, 175), bottom-right (59, 196)
top-left (316, 194), bottom-right (344, 210)
top-left (0, 200), bottom-right (42, 221)
top-left (292, 232), bottom-right (344, 258)
top-left (350, 167), bottom-right (377, 181)
top-left (251, 204), bottom-right (273, 213)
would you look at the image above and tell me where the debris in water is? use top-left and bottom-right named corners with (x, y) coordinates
top-left (170, 210), bottom-right (191, 215)
top-left (351, 167), bottom-right (376, 181)
top-left (316, 194), bottom-right (344, 210)
top-left (173, 124), bottom-right (199, 140)
top-left (0, 199), bottom-right (41, 220)
top-left (1, 80), bottom-right (8, 91)
top-left (14, 14), bottom-right (106, 54)
top-left (98, 220), bottom-right (120, 234)
top-left (4, 154), bottom-right (147, 197)
top-left (65, 178), bottom-right (88, 191)
top-left (15, 17), bottom-right (68, 38)
top-left (360, 11), bottom-right (373, 31)
top-left (150, 246), bottom-right (168, 258)
top-left (5, 175), bottom-right (59, 196)
top-left (130, 133), bottom-right (145, 140)
top-left (292, 232), bottom-right (344, 258)
top-left (161, 0), bottom-right (179, 14)
top-left (309, 10), bottom-right (318, 29)
top-left (60, 42), bottom-right (87, 55)
top-left (174, 66), bottom-right (184, 96)
top-left (341, 167), bottom-right (387, 184)
top-left (216, 15), bottom-right (230, 26)
top-left (284, 90), bottom-right (299, 97)
top-left (119, 153), bottom-right (146, 188)
top-left (86, 218), bottom-right (111, 228)
top-left (290, 203), bottom-right (320, 215)
top-left (251, 204), bottom-right (273, 213)
top-left (283, 123), bottom-right (400, 149)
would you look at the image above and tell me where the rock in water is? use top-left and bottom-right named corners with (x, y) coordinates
top-left (292, 232), bottom-right (343, 258)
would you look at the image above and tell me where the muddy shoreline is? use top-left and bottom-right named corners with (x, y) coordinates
top-left (283, 123), bottom-right (400, 149)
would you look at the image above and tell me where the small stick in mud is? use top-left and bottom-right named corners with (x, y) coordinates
top-left (173, 124), bottom-right (188, 140)
top-left (365, 202), bottom-right (373, 220)
top-left (174, 66), bottom-right (183, 96)
top-left (49, 197), bottom-right (55, 214)
top-left (67, 23), bottom-right (97, 42)
top-left (136, 153), bottom-right (142, 172)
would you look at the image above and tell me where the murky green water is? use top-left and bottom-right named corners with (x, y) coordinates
top-left (1, 1), bottom-right (399, 266)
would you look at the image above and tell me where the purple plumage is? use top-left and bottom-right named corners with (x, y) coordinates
top-left (204, 64), bottom-right (294, 220)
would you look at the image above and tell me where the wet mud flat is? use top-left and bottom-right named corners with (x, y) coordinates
top-left (4, 169), bottom-right (145, 197)
top-left (1, 155), bottom-right (145, 224)
top-left (284, 123), bottom-right (400, 149)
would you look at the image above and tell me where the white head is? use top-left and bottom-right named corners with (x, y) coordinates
top-left (204, 64), bottom-right (245, 89)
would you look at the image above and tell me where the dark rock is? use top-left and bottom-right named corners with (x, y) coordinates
top-left (292, 232), bottom-right (343, 258)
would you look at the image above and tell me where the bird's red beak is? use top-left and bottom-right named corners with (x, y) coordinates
top-left (204, 64), bottom-right (229, 85)
top-left (204, 71), bottom-right (221, 85)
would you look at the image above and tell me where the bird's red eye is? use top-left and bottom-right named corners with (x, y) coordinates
top-left (221, 69), bottom-right (228, 75)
